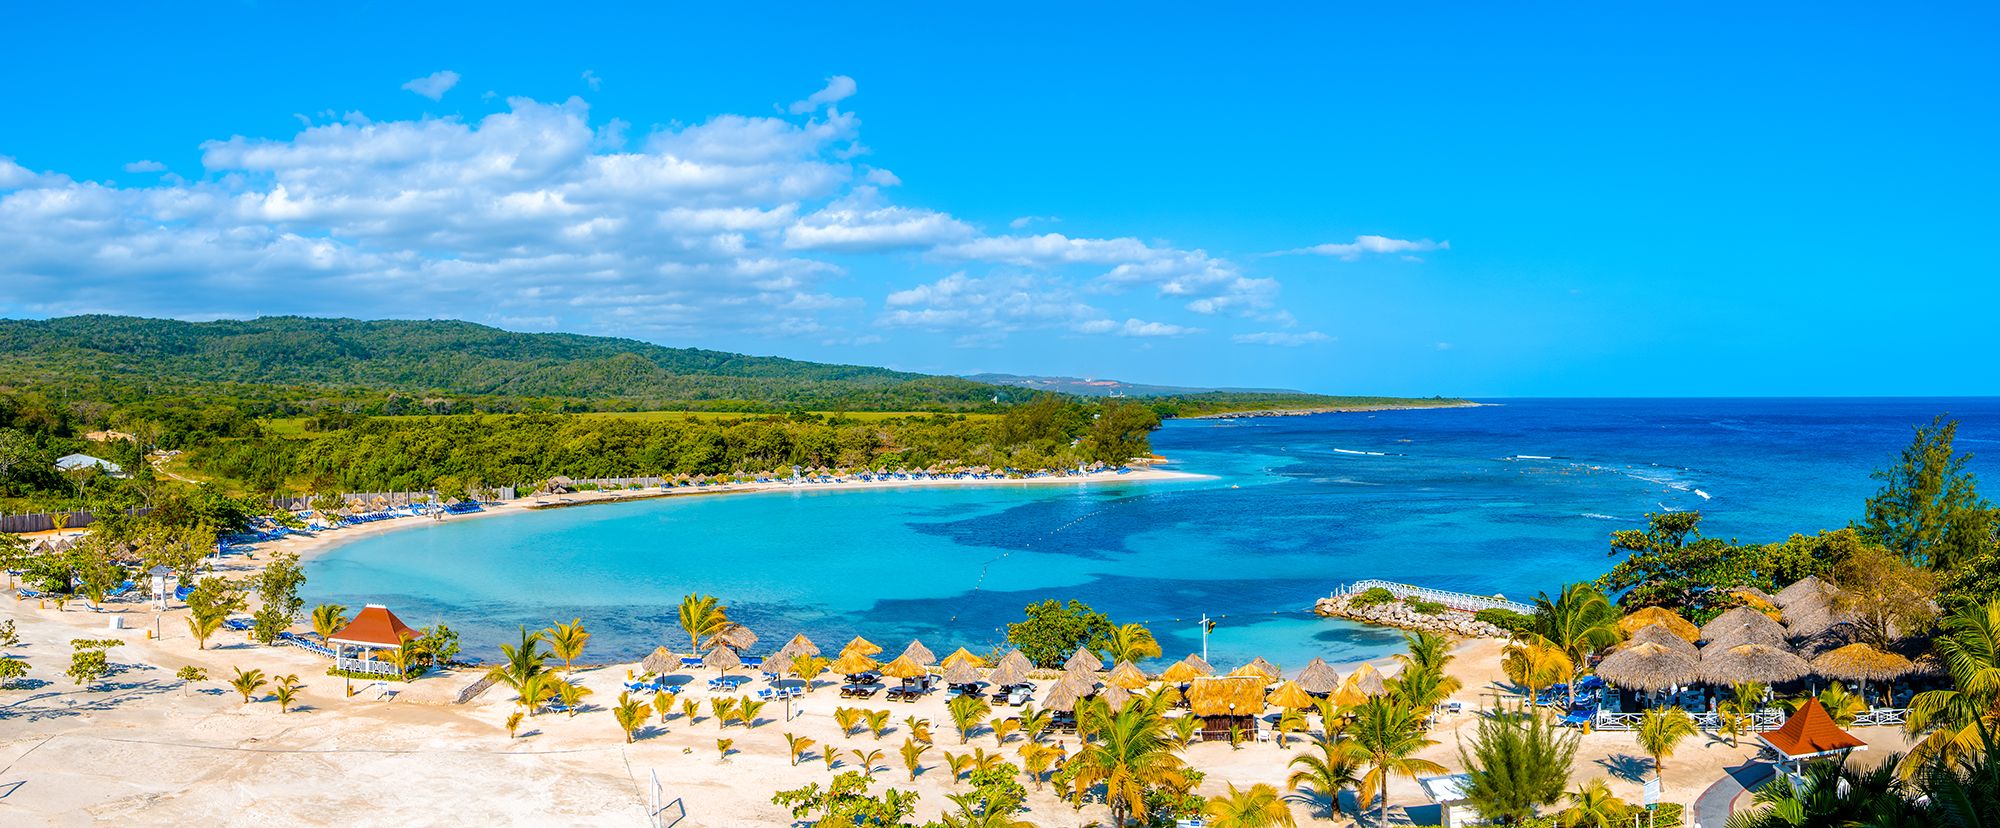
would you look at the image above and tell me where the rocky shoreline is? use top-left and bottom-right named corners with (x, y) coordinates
top-left (1186, 401), bottom-right (1485, 420)
top-left (1314, 593), bottom-right (1510, 639)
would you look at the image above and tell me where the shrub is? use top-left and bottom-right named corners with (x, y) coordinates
top-left (1476, 608), bottom-right (1533, 633)
top-left (1404, 596), bottom-right (1447, 615)
top-left (1350, 587), bottom-right (1397, 608)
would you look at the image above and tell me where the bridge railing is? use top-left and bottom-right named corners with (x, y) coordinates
top-left (1334, 579), bottom-right (1535, 615)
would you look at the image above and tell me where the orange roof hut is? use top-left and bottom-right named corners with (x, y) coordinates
top-left (329, 604), bottom-right (419, 649)
top-left (1759, 698), bottom-right (1867, 773)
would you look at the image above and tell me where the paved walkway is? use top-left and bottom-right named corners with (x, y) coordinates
top-left (1692, 760), bottom-right (1773, 827)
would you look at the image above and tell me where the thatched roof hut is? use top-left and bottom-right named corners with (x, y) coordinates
top-left (1811, 643), bottom-right (1915, 682)
top-left (997, 650), bottom-right (1033, 675)
top-left (707, 624), bottom-right (758, 653)
top-left (1296, 657), bottom-right (1340, 695)
top-left (986, 660), bottom-right (1025, 689)
top-left (1180, 654), bottom-right (1215, 677)
top-left (1782, 602), bottom-right (1855, 640)
top-left (1267, 680), bottom-right (1315, 710)
top-left (1100, 682), bottom-right (1132, 711)
top-left (1619, 623), bottom-right (1699, 658)
top-left (1160, 661), bottom-right (1203, 684)
top-left (1618, 607), bottom-right (1699, 642)
top-left (1705, 620), bottom-right (1791, 651)
top-left (1701, 643), bottom-right (1811, 685)
top-left (941, 647), bottom-right (987, 669)
top-left (1043, 674), bottom-right (1093, 713)
top-left (1597, 642), bottom-right (1701, 692)
top-left (1727, 585), bottom-right (1780, 608)
top-left (1775, 576), bottom-right (1832, 608)
top-left (1064, 647), bottom-right (1104, 674)
top-left (880, 655), bottom-right (928, 680)
top-left (898, 640), bottom-right (937, 666)
top-left (1107, 660), bottom-right (1150, 690)
top-left (941, 660), bottom-right (983, 686)
top-left (831, 650), bottom-right (880, 676)
top-left (640, 646), bottom-right (676, 675)
top-left (1187, 675), bottom-right (1267, 725)
top-left (1332, 662), bottom-right (1388, 707)
top-left (1231, 657), bottom-right (1281, 684)
top-left (706, 646), bottom-right (743, 674)
top-left (1701, 606), bottom-right (1788, 645)
top-left (772, 634), bottom-right (819, 666)
top-left (842, 636), bottom-right (883, 657)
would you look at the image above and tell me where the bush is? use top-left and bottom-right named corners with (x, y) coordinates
top-left (1476, 608), bottom-right (1533, 633)
top-left (1404, 596), bottom-right (1447, 615)
top-left (1350, 587), bottom-right (1397, 608)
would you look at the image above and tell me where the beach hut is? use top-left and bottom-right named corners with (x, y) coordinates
top-left (328, 604), bottom-right (419, 689)
top-left (1230, 657), bottom-right (1281, 684)
top-left (1782, 602), bottom-right (1855, 640)
top-left (640, 646), bottom-right (677, 675)
top-left (997, 650), bottom-right (1033, 676)
top-left (1187, 675), bottom-right (1266, 738)
top-left (1701, 642), bottom-right (1812, 686)
top-left (842, 636), bottom-right (883, 657)
top-left (897, 640), bottom-right (937, 667)
top-left (1759, 698), bottom-right (1868, 786)
top-left (985, 659), bottom-right (1025, 690)
top-left (1160, 660), bottom-right (1203, 684)
top-left (705, 646), bottom-right (744, 676)
top-left (1812, 643), bottom-right (1914, 704)
top-left (941, 660), bottom-right (982, 688)
top-left (1267, 680), bottom-right (1315, 710)
top-left (1618, 624), bottom-right (1699, 659)
top-left (1332, 663), bottom-right (1387, 707)
top-left (1617, 607), bottom-right (1699, 642)
top-left (1107, 661), bottom-right (1150, 690)
top-left (1296, 657), bottom-right (1341, 696)
top-left (1727, 585), bottom-right (1781, 609)
top-left (941, 647), bottom-right (987, 669)
top-left (1775, 576), bottom-right (1833, 609)
top-left (1596, 642), bottom-right (1701, 693)
top-left (1064, 647), bottom-right (1104, 674)
top-left (831, 650), bottom-right (880, 678)
top-left (1701, 606), bottom-right (1788, 645)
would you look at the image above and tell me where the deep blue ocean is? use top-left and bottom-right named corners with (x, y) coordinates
top-left (302, 398), bottom-right (2000, 671)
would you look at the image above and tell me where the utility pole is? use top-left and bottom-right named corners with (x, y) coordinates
top-left (1198, 614), bottom-right (1212, 663)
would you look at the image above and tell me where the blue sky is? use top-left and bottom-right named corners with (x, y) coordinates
top-left (2, 3), bottom-right (1994, 396)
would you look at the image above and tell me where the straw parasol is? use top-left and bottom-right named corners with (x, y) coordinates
top-left (1811, 643), bottom-right (1915, 683)
top-left (706, 646), bottom-right (743, 675)
top-left (1596, 642), bottom-right (1701, 692)
top-left (1618, 607), bottom-right (1699, 642)
top-left (1782, 602), bottom-right (1855, 640)
top-left (1704, 620), bottom-right (1791, 651)
top-left (985, 660), bottom-right (1025, 689)
top-left (773, 634), bottom-right (820, 663)
top-left (1160, 660), bottom-right (1203, 684)
top-left (1775, 575), bottom-right (1832, 608)
top-left (1043, 674), bottom-right (1092, 713)
top-left (1179, 654), bottom-right (1215, 677)
top-left (640, 646), bottom-right (676, 675)
top-left (880, 654), bottom-right (928, 680)
top-left (842, 636), bottom-right (883, 657)
top-left (1619, 623), bottom-right (1699, 659)
top-left (1267, 680), bottom-right (1316, 710)
top-left (997, 650), bottom-right (1033, 675)
top-left (1701, 606), bottom-right (1788, 644)
top-left (706, 624), bottom-right (758, 653)
top-left (1065, 647), bottom-right (1104, 674)
top-left (1701, 643), bottom-right (1812, 685)
top-left (1231, 657), bottom-right (1281, 684)
top-left (1727, 585), bottom-right (1780, 608)
top-left (1099, 682), bottom-right (1132, 711)
top-left (1107, 660), bottom-right (1150, 690)
top-left (831, 650), bottom-right (880, 676)
top-left (941, 660), bottom-right (983, 686)
top-left (898, 640), bottom-right (937, 666)
top-left (941, 647), bottom-right (987, 669)
top-left (1296, 657), bottom-right (1341, 696)
top-left (1333, 662), bottom-right (1387, 707)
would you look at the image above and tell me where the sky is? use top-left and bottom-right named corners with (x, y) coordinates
top-left (2, 3), bottom-right (1995, 397)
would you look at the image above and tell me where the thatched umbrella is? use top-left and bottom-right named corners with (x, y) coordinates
top-left (1775, 575), bottom-right (1831, 608)
top-left (707, 624), bottom-right (758, 653)
top-left (1812, 643), bottom-right (1914, 683)
top-left (842, 636), bottom-right (883, 657)
top-left (1782, 602), bottom-right (1855, 640)
top-left (1701, 606), bottom-right (1788, 644)
top-left (1231, 657), bottom-right (1281, 684)
top-left (831, 650), bottom-right (880, 677)
top-left (1619, 624), bottom-right (1699, 659)
top-left (1160, 660), bottom-right (1203, 684)
top-left (1107, 661), bottom-right (1150, 690)
top-left (898, 640), bottom-right (937, 667)
top-left (1596, 642), bottom-right (1701, 692)
top-left (1705, 620), bottom-right (1790, 651)
top-left (1701, 643), bottom-right (1811, 685)
top-left (880, 655), bottom-right (928, 681)
top-left (640, 646), bottom-right (676, 675)
top-left (1333, 663), bottom-right (1387, 707)
top-left (1043, 674), bottom-right (1091, 713)
top-left (997, 650), bottom-right (1033, 675)
top-left (941, 647), bottom-right (987, 669)
top-left (1267, 680), bottom-right (1316, 710)
top-left (1728, 585), bottom-right (1780, 608)
top-left (1099, 682), bottom-right (1132, 711)
top-left (1179, 654), bottom-right (1215, 677)
top-left (774, 633), bottom-right (820, 663)
top-left (1618, 607), bottom-right (1699, 642)
top-left (706, 646), bottom-right (743, 675)
top-left (1064, 647), bottom-right (1104, 674)
top-left (986, 660), bottom-right (1025, 689)
top-left (1296, 657), bottom-right (1340, 696)
top-left (941, 660), bottom-right (983, 686)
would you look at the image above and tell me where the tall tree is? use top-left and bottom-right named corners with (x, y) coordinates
top-left (1005, 599), bottom-right (1114, 668)
top-left (1904, 599), bottom-right (2000, 775)
top-left (1828, 544), bottom-right (1939, 648)
top-left (1636, 707), bottom-right (1697, 783)
top-left (1069, 702), bottom-right (1190, 826)
top-left (1203, 783), bottom-right (1297, 828)
top-left (1457, 707), bottom-right (1579, 823)
top-left (1521, 583), bottom-right (1621, 706)
top-left (677, 593), bottom-right (729, 653)
top-left (1345, 697), bottom-right (1446, 826)
top-left (1863, 415), bottom-right (1997, 570)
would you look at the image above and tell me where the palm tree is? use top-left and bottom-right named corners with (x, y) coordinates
top-left (1345, 696), bottom-right (1447, 826)
top-left (903, 715), bottom-right (934, 745)
top-left (1907, 600), bottom-right (2000, 775)
top-left (1388, 665), bottom-right (1460, 712)
top-left (944, 750), bottom-right (976, 784)
top-left (612, 691), bottom-right (652, 743)
top-left (1523, 583), bottom-right (1622, 706)
top-left (834, 706), bottom-right (865, 738)
top-left (517, 672), bottom-right (558, 716)
top-left (864, 709), bottom-right (891, 740)
top-left (1783, 685), bottom-right (1866, 727)
top-left (546, 618), bottom-right (590, 671)
top-left (1910, 720), bottom-right (1999, 826)
top-left (1018, 742), bottom-right (1059, 789)
top-left (785, 733), bottom-right (816, 766)
top-left (1069, 702), bottom-right (1190, 826)
top-left (271, 674), bottom-right (303, 713)
top-left (793, 654), bottom-right (830, 692)
top-left (852, 748), bottom-right (886, 779)
top-left (900, 737), bottom-right (930, 780)
top-left (1725, 755), bottom-right (1917, 827)
top-left (1717, 682), bottom-right (1766, 747)
top-left (949, 693), bottom-right (991, 744)
top-left (1559, 779), bottom-right (1631, 827)
top-left (1204, 783), bottom-right (1297, 828)
top-left (1395, 630), bottom-right (1456, 679)
top-left (1637, 707), bottom-right (1697, 783)
top-left (1017, 705), bottom-right (1051, 743)
top-left (677, 593), bottom-right (729, 653)
top-left (1458, 707), bottom-right (1579, 823)
top-left (736, 697), bottom-right (768, 729)
top-left (486, 626), bottom-right (550, 709)
top-left (1103, 622), bottom-right (1163, 664)
top-left (1286, 734), bottom-right (1364, 820)
top-left (229, 667), bottom-right (267, 704)
top-left (991, 717), bottom-right (1020, 747)
top-left (710, 696), bottom-right (738, 726)
top-left (653, 690), bottom-right (676, 725)
top-left (187, 612), bottom-right (224, 651)
top-left (1502, 641), bottom-right (1573, 716)
top-left (554, 679), bottom-right (591, 716)
top-left (504, 710), bottom-right (524, 739)
top-left (310, 603), bottom-right (348, 642)
top-left (939, 793), bottom-right (1035, 828)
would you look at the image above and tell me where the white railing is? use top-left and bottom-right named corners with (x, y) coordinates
top-left (1336, 579), bottom-right (1535, 614)
top-left (1853, 708), bottom-right (1907, 727)
top-left (1592, 708), bottom-right (1903, 732)
top-left (336, 656), bottom-right (402, 677)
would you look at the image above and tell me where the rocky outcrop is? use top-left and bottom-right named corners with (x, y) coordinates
top-left (1314, 594), bottom-right (1508, 639)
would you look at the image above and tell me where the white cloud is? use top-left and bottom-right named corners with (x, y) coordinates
top-left (1277, 234), bottom-right (1448, 260)
top-left (1077, 318), bottom-right (1202, 337)
top-left (784, 199), bottom-right (974, 251)
top-left (400, 70), bottom-right (461, 101)
top-left (863, 167), bottom-right (901, 186)
top-left (123, 160), bottom-right (167, 173)
top-left (581, 69), bottom-right (601, 91)
top-left (1008, 215), bottom-right (1059, 230)
top-left (1233, 330), bottom-right (1330, 346)
top-left (789, 75), bottom-right (857, 114)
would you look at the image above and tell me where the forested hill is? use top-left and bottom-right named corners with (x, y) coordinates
top-left (0, 315), bottom-right (1013, 412)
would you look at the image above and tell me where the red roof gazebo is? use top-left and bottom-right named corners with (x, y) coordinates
top-left (329, 604), bottom-right (418, 683)
top-left (1759, 698), bottom-right (1867, 783)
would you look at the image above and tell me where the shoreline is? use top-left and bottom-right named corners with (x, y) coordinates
top-left (1179, 400), bottom-right (1486, 419)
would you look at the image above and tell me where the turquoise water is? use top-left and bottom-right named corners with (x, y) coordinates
top-left (303, 398), bottom-right (2000, 671)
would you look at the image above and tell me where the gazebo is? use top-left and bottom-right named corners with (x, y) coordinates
top-left (1759, 698), bottom-right (1867, 786)
top-left (328, 604), bottom-right (418, 683)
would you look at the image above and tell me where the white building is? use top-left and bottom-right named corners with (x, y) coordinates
top-left (55, 453), bottom-right (126, 477)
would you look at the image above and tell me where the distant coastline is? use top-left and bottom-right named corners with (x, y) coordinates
top-left (1180, 400), bottom-right (1486, 419)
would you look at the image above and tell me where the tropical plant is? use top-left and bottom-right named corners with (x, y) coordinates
top-left (678, 593), bottom-right (729, 653)
top-left (1274, 708), bottom-right (1309, 748)
top-left (229, 666), bottom-right (268, 704)
top-left (174, 664), bottom-right (205, 689)
top-left (1204, 782), bottom-right (1297, 828)
top-left (1559, 778), bottom-right (1631, 827)
top-left (737, 697), bottom-right (768, 729)
top-left (1103, 622), bottom-right (1163, 664)
top-left (1906, 599), bottom-right (2000, 776)
top-left (835, 706), bottom-right (865, 738)
top-left (517, 672), bottom-right (558, 716)
top-left (709, 696), bottom-right (737, 726)
top-left (939, 791), bottom-right (1035, 828)
top-left (1286, 734), bottom-right (1364, 820)
top-left (1457, 706), bottom-right (1579, 823)
top-left (1018, 742), bottom-right (1059, 789)
top-left (1723, 754), bottom-right (1918, 827)
top-left (1781, 684), bottom-right (1866, 727)
top-left (864, 708), bottom-right (891, 740)
top-left (949, 693), bottom-right (991, 744)
top-left (546, 617), bottom-right (590, 671)
top-left (793, 654), bottom-right (830, 691)
top-left (1521, 583), bottom-right (1622, 705)
top-left (66, 649), bottom-right (109, 687)
top-left (485, 625), bottom-right (550, 709)
top-left (824, 745), bottom-right (841, 773)
top-left (786, 732), bottom-right (816, 766)
top-left (903, 715), bottom-right (934, 745)
top-left (553, 678), bottom-right (591, 716)
top-left (613, 692), bottom-right (652, 743)
top-left (852, 748), bottom-right (885, 779)
top-left (1068, 701), bottom-right (1190, 826)
top-left (1637, 706), bottom-right (1698, 783)
top-left (1310, 696), bottom-right (1347, 741)
top-left (1345, 696), bottom-right (1447, 826)
top-left (900, 737), bottom-right (929, 780)
top-left (1170, 713), bottom-right (1202, 750)
top-left (716, 737), bottom-right (734, 762)
top-left (653, 690), bottom-right (676, 725)
top-left (681, 697), bottom-right (701, 723)
top-left (945, 750), bottom-right (976, 784)
top-left (1006, 598), bottom-right (1115, 668)
top-left (772, 771), bottom-right (921, 827)
top-left (505, 710), bottom-right (523, 739)
top-left (1718, 682), bottom-right (1766, 747)
top-left (991, 717), bottom-right (1020, 747)
top-left (186, 612), bottom-right (225, 651)
top-left (1017, 705), bottom-right (1050, 744)
top-left (310, 602), bottom-right (348, 641)
top-left (271, 673), bottom-right (303, 713)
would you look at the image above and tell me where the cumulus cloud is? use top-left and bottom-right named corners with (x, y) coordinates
top-left (1276, 234), bottom-right (1448, 260)
top-left (1008, 215), bottom-right (1059, 229)
top-left (789, 75), bottom-right (857, 114)
top-left (1233, 330), bottom-right (1330, 346)
top-left (400, 70), bottom-right (461, 101)
top-left (123, 160), bottom-right (167, 173)
top-left (1076, 318), bottom-right (1202, 337)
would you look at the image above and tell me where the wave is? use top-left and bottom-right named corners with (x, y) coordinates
top-left (1580, 513), bottom-right (1621, 520)
top-left (1333, 448), bottom-right (1390, 456)
top-left (1694, 489), bottom-right (1712, 500)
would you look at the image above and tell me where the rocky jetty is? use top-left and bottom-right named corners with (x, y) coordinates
top-left (1314, 593), bottom-right (1510, 639)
